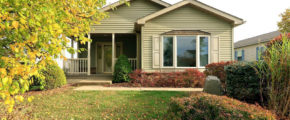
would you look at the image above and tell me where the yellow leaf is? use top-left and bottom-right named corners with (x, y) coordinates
top-left (12, 21), bottom-right (19, 29)
top-left (8, 107), bottom-right (13, 113)
top-left (20, 18), bottom-right (26, 24)
top-left (27, 96), bottom-right (34, 102)
top-left (15, 95), bottom-right (24, 102)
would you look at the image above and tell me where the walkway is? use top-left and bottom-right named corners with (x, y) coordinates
top-left (74, 86), bottom-right (203, 92)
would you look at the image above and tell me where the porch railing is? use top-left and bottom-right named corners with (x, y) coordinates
top-left (64, 58), bottom-right (137, 75)
top-left (63, 58), bottom-right (88, 75)
top-left (128, 58), bottom-right (137, 70)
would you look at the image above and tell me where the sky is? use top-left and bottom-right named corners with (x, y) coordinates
top-left (106, 0), bottom-right (290, 42)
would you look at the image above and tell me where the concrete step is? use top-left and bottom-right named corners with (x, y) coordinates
top-left (75, 80), bottom-right (112, 86)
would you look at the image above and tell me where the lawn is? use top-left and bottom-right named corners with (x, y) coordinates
top-left (0, 86), bottom-right (189, 120)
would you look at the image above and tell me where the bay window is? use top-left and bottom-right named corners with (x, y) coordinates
top-left (177, 36), bottom-right (197, 67)
top-left (163, 36), bottom-right (173, 67)
top-left (199, 36), bottom-right (209, 67)
top-left (162, 35), bottom-right (210, 68)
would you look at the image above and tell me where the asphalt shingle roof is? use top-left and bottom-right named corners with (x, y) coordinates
top-left (234, 31), bottom-right (281, 48)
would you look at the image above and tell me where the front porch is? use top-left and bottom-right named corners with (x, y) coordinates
top-left (63, 33), bottom-right (141, 76)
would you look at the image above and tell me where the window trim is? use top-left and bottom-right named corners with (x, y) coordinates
top-left (161, 35), bottom-right (210, 69)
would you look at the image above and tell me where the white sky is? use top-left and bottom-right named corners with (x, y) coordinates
top-left (106, 0), bottom-right (290, 42)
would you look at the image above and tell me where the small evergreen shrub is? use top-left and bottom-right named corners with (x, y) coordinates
top-left (129, 69), bottom-right (205, 88)
top-left (224, 62), bottom-right (261, 103)
top-left (30, 61), bottom-right (67, 90)
top-left (204, 61), bottom-right (236, 92)
top-left (113, 55), bottom-right (132, 83)
top-left (167, 93), bottom-right (276, 120)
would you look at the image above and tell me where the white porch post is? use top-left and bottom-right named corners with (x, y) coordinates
top-left (88, 34), bottom-right (91, 75)
top-left (136, 34), bottom-right (140, 69)
top-left (112, 33), bottom-right (115, 74)
top-left (71, 38), bottom-right (74, 58)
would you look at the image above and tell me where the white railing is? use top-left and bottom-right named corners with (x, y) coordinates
top-left (64, 58), bottom-right (88, 75)
top-left (128, 58), bottom-right (138, 70)
top-left (115, 58), bottom-right (138, 70)
top-left (64, 58), bottom-right (137, 75)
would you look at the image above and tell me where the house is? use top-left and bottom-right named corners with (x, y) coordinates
top-left (234, 31), bottom-right (281, 61)
top-left (63, 0), bottom-right (244, 75)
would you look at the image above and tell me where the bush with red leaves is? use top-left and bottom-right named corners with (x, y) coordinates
top-left (203, 61), bottom-right (236, 91)
top-left (128, 69), bottom-right (205, 88)
top-left (266, 33), bottom-right (290, 48)
top-left (167, 93), bottom-right (276, 120)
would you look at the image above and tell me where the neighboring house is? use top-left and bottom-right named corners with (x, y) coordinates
top-left (234, 31), bottom-right (281, 61)
top-left (64, 0), bottom-right (244, 75)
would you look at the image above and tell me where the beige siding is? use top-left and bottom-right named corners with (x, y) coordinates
top-left (91, 0), bottom-right (164, 33)
top-left (142, 5), bottom-right (233, 71)
top-left (235, 43), bottom-right (266, 61)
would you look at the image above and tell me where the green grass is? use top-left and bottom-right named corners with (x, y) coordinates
top-left (0, 88), bottom-right (189, 120)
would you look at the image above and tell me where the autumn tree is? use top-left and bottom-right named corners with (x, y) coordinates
top-left (0, 0), bottom-right (112, 113)
top-left (278, 9), bottom-right (290, 33)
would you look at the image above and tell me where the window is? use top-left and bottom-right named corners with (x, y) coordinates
top-left (162, 35), bottom-right (209, 68)
top-left (177, 36), bottom-right (196, 67)
top-left (256, 46), bottom-right (265, 60)
top-left (235, 50), bottom-right (244, 61)
top-left (163, 36), bottom-right (173, 67)
top-left (200, 36), bottom-right (209, 67)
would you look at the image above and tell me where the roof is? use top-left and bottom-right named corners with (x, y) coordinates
top-left (137, 0), bottom-right (245, 26)
top-left (234, 31), bottom-right (281, 48)
top-left (101, 0), bottom-right (171, 12)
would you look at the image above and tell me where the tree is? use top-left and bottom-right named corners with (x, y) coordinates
top-left (278, 9), bottom-right (290, 33)
top-left (0, 0), bottom-right (111, 113)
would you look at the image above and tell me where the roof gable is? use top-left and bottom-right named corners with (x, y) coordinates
top-left (101, 0), bottom-right (170, 12)
top-left (137, 0), bottom-right (244, 26)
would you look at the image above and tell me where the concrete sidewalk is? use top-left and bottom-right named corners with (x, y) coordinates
top-left (74, 86), bottom-right (203, 92)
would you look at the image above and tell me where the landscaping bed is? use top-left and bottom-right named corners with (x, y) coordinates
top-left (109, 69), bottom-right (205, 88)
top-left (167, 93), bottom-right (277, 120)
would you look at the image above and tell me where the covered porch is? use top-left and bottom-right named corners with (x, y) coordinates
top-left (63, 33), bottom-right (141, 75)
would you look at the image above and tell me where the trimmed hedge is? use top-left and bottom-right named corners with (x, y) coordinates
top-left (113, 55), bottom-right (132, 83)
top-left (225, 62), bottom-right (261, 103)
top-left (167, 93), bottom-right (276, 120)
top-left (204, 61), bottom-right (235, 92)
top-left (30, 61), bottom-right (66, 90)
top-left (129, 69), bottom-right (205, 88)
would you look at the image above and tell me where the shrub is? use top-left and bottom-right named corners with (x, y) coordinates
top-left (167, 93), bottom-right (276, 120)
top-left (258, 35), bottom-right (289, 118)
top-left (30, 61), bottom-right (67, 90)
top-left (224, 62), bottom-right (261, 103)
top-left (204, 61), bottom-right (236, 92)
top-left (266, 33), bottom-right (290, 48)
top-left (113, 55), bottom-right (132, 83)
top-left (129, 69), bottom-right (205, 88)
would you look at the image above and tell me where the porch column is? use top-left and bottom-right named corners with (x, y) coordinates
top-left (87, 33), bottom-right (91, 75)
top-left (112, 33), bottom-right (115, 74)
top-left (71, 38), bottom-right (74, 58)
top-left (136, 34), bottom-right (140, 69)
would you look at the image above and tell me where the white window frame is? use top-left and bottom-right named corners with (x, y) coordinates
top-left (161, 35), bottom-right (210, 69)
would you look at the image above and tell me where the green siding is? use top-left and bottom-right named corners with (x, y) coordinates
top-left (91, 0), bottom-right (165, 33)
top-left (142, 5), bottom-right (233, 71)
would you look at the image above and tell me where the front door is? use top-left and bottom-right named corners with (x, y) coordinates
top-left (96, 43), bottom-right (122, 73)
top-left (103, 45), bottom-right (112, 73)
